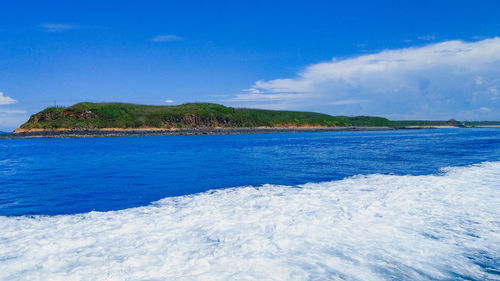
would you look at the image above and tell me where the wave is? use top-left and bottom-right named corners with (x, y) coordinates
top-left (1, 162), bottom-right (499, 280)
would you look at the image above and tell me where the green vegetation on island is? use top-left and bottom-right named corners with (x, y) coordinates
top-left (390, 119), bottom-right (465, 127)
top-left (17, 102), bottom-right (500, 132)
top-left (462, 121), bottom-right (500, 126)
top-left (337, 116), bottom-right (393, 127)
top-left (19, 102), bottom-right (350, 130)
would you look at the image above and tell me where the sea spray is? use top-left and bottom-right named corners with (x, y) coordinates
top-left (1, 162), bottom-right (499, 280)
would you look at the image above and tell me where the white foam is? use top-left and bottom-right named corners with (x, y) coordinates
top-left (1, 162), bottom-right (499, 280)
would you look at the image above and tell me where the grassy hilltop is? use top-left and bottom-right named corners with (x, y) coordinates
top-left (18, 102), bottom-right (485, 132)
top-left (19, 102), bottom-right (354, 130)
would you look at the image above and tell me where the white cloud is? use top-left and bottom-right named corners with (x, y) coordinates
top-left (227, 93), bottom-right (306, 102)
top-left (0, 109), bottom-right (26, 114)
top-left (0, 92), bottom-right (27, 130)
top-left (229, 38), bottom-right (500, 120)
top-left (164, 99), bottom-right (174, 103)
top-left (0, 92), bottom-right (17, 105)
top-left (152, 35), bottom-right (184, 42)
top-left (0, 115), bottom-right (27, 131)
top-left (474, 76), bottom-right (484, 85)
top-left (487, 87), bottom-right (499, 100)
top-left (418, 35), bottom-right (436, 41)
top-left (244, 88), bottom-right (263, 94)
top-left (0, 106), bottom-right (27, 131)
top-left (41, 23), bottom-right (77, 32)
top-left (328, 99), bottom-right (370, 105)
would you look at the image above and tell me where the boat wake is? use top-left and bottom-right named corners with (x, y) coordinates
top-left (1, 162), bottom-right (499, 280)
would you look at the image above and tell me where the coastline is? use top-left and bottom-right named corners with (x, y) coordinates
top-left (0, 126), bottom-right (457, 139)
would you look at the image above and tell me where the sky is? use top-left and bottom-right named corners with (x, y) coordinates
top-left (1, 0), bottom-right (500, 130)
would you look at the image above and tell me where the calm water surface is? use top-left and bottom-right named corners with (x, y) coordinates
top-left (1, 128), bottom-right (499, 216)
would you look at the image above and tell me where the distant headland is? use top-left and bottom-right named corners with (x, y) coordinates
top-left (5, 102), bottom-right (500, 138)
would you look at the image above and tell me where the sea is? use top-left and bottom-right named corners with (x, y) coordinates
top-left (0, 128), bottom-right (499, 280)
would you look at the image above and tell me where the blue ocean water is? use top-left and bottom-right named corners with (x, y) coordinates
top-left (1, 128), bottom-right (500, 280)
top-left (0, 128), bottom-right (499, 216)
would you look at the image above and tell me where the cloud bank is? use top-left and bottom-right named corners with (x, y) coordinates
top-left (229, 38), bottom-right (500, 120)
top-left (0, 92), bottom-right (25, 131)
top-left (151, 35), bottom-right (184, 42)
top-left (0, 92), bottom-right (16, 105)
top-left (41, 23), bottom-right (77, 33)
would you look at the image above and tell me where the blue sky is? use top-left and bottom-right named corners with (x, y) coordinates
top-left (1, 0), bottom-right (500, 130)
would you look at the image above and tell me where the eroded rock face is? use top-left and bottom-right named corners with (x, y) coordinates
top-left (23, 109), bottom-right (100, 128)
top-left (61, 110), bottom-right (99, 120)
top-left (160, 114), bottom-right (233, 128)
top-left (446, 119), bottom-right (465, 127)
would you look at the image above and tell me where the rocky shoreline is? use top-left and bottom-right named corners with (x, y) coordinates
top-left (0, 126), bottom-right (421, 139)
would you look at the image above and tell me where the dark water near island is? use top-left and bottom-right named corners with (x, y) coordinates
top-left (0, 128), bottom-right (499, 280)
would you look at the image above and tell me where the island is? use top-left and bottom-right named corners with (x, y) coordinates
top-left (5, 102), bottom-right (500, 138)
